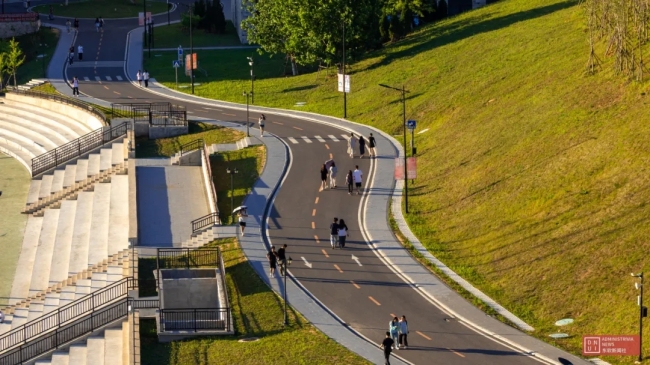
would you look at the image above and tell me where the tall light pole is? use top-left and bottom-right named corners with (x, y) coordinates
top-left (226, 168), bottom-right (238, 223)
top-left (379, 83), bottom-right (409, 213)
top-left (243, 91), bottom-right (251, 137)
top-left (178, 3), bottom-right (195, 94)
top-left (633, 272), bottom-right (646, 363)
top-left (342, 20), bottom-right (346, 118)
top-left (283, 257), bottom-right (292, 326)
top-left (247, 55), bottom-right (254, 104)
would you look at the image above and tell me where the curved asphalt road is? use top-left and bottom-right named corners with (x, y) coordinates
top-left (52, 10), bottom-right (545, 365)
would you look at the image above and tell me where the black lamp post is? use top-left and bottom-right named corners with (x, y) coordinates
top-left (177, 3), bottom-right (195, 94)
top-left (247, 55), bottom-right (254, 104)
top-left (226, 167), bottom-right (238, 222)
top-left (283, 256), bottom-right (292, 326)
top-left (243, 91), bottom-right (251, 137)
top-left (379, 83), bottom-right (409, 213)
top-left (342, 20), bottom-right (346, 118)
top-left (633, 272), bottom-right (647, 363)
top-left (143, 0), bottom-right (147, 46)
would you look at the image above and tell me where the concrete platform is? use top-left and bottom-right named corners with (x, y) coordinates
top-left (28, 209), bottom-right (60, 295)
top-left (137, 165), bottom-right (210, 246)
top-left (38, 174), bottom-right (54, 200)
top-left (26, 179), bottom-right (42, 205)
top-left (88, 183), bottom-right (111, 266)
top-left (68, 192), bottom-right (93, 275)
top-left (0, 119), bottom-right (61, 151)
top-left (75, 159), bottom-right (88, 182)
top-left (48, 200), bottom-right (77, 285)
top-left (107, 175), bottom-right (129, 256)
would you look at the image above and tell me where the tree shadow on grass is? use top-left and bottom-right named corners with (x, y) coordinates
top-left (211, 153), bottom-right (261, 224)
top-left (362, 0), bottom-right (578, 73)
top-left (283, 84), bottom-right (318, 92)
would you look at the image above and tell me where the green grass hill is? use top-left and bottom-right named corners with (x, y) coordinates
top-left (146, 0), bottom-right (650, 362)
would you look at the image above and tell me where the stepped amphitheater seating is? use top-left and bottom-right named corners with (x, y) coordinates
top-left (0, 93), bottom-right (132, 364)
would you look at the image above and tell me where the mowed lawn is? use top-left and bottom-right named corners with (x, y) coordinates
top-left (139, 238), bottom-right (371, 365)
top-left (0, 154), bottom-right (30, 306)
top-left (147, 0), bottom-right (650, 362)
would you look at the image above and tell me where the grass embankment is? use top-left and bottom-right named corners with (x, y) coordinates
top-left (33, 0), bottom-right (168, 19)
top-left (152, 22), bottom-right (241, 49)
top-left (135, 121), bottom-right (244, 158)
top-left (139, 238), bottom-right (371, 365)
top-left (210, 147), bottom-right (266, 224)
top-left (3, 27), bottom-right (59, 86)
top-left (146, 0), bottom-right (650, 362)
top-left (0, 154), bottom-right (31, 306)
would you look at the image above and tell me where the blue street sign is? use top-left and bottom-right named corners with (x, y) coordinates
top-left (178, 46), bottom-right (183, 56)
top-left (172, 60), bottom-right (180, 68)
top-left (406, 120), bottom-right (416, 130)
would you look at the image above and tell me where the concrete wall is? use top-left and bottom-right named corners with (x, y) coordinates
top-left (161, 278), bottom-right (219, 309)
top-left (5, 93), bottom-right (104, 130)
top-left (148, 125), bottom-right (188, 139)
top-left (200, 146), bottom-right (217, 214)
top-left (231, 0), bottom-right (249, 44)
top-left (0, 20), bottom-right (40, 39)
top-left (179, 149), bottom-right (201, 166)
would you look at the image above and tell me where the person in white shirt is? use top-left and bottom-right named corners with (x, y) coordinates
top-left (347, 132), bottom-right (357, 158)
top-left (143, 70), bottom-right (150, 87)
top-left (77, 44), bottom-right (83, 61)
top-left (72, 76), bottom-right (79, 96)
top-left (136, 70), bottom-right (142, 87)
top-left (238, 210), bottom-right (248, 236)
top-left (258, 114), bottom-right (266, 136)
top-left (329, 162), bottom-right (338, 188)
top-left (353, 165), bottom-right (363, 195)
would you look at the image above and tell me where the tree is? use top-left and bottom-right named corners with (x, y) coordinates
top-left (5, 38), bottom-right (25, 88)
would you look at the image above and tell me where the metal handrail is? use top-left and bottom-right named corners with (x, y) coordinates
top-left (6, 88), bottom-right (107, 125)
top-left (159, 308), bottom-right (230, 332)
top-left (0, 277), bottom-right (135, 354)
top-left (156, 247), bottom-right (220, 270)
top-left (191, 212), bottom-right (220, 236)
top-left (179, 139), bottom-right (204, 156)
top-left (30, 122), bottom-right (128, 177)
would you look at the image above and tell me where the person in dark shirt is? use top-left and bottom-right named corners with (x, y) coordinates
top-left (380, 331), bottom-right (395, 365)
top-left (277, 244), bottom-right (287, 276)
top-left (329, 217), bottom-right (339, 249)
top-left (267, 246), bottom-right (278, 278)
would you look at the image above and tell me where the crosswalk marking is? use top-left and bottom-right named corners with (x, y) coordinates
top-left (116, 76), bottom-right (123, 81)
top-left (301, 136), bottom-right (312, 143)
top-left (105, 76), bottom-right (112, 81)
top-left (94, 76), bottom-right (101, 81)
top-left (328, 135), bottom-right (340, 142)
top-left (83, 77), bottom-right (90, 81)
top-left (287, 137), bottom-right (299, 144)
top-left (341, 134), bottom-right (349, 140)
top-left (314, 135), bottom-right (326, 142)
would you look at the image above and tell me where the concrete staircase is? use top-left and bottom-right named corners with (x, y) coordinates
top-left (16, 78), bottom-right (47, 91)
top-left (169, 137), bottom-right (263, 165)
top-left (33, 320), bottom-right (130, 365)
top-left (181, 225), bottom-right (238, 249)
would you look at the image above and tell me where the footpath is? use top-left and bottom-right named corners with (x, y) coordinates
top-left (44, 20), bottom-right (595, 365)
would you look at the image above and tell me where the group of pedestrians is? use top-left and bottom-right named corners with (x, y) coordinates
top-left (321, 159), bottom-right (363, 195)
top-left (347, 132), bottom-right (377, 159)
top-left (328, 217), bottom-right (349, 249)
top-left (382, 316), bottom-right (410, 364)
top-left (266, 244), bottom-right (288, 278)
top-left (136, 70), bottom-right (151, 87)
top-left (95, 17), bottom-right (105, 32)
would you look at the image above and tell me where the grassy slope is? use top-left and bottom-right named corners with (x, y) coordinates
top-left (149, 0), bottom-right (650, 361)
top-left (140, 238), bottom-right (371, 365)
top-left (0, 154), bottom-right (30, 306)
top-left (152, 22), bottom-right (241, 49)
top-left (3, 27), bottom-right (60, 86)
top-left (135, 121), bottom-right (244, 158)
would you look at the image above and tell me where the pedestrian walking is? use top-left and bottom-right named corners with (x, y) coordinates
top-left (398, 316), bottom-right (409, 349)
top-left (380, 332), bottom-right (395, 365)
top-left (73, 18), bottom-right (79, 31)
top-left (136, 70), bottom-right (142, 87)
top-left (48, 5), bottom-right (54, 20)
top-left (347, 132), bottom-right (357, 158)
top-left (238, 210), bottom-right (248, 236)
top-left (389, 317), bottom-right (399, 349)
top-left (99, 17), bottom-right (104, 32)
top-left (277, 244), bottom-right (287, 276)
top-left (267, 246), bottom-right (278, 278)
top-left (329, 217), bottom-right (339, 249)
top-left (346, 170), bottom-right (353, 195)
top-left (359, 135), bottom-right (366, 158)
top-left (368, 133), bottom-right (377, 158)
top-left (66, 19), bottom-right (71, 33)
top-left (143, 70), bottom-right (150, 87)
top-left (72, 76), bottom-right (79, 97)
top-left (258, 114), bottom-right (266, 136)
top-left (95, 17), bottom-right (100, 32)
top-left (337, 219), bottom-right (348, 248)
top-left (0, 310), bottom-right (4, 324)
top-left (329, 162), bottom-right (338, 188)
top-left (320, 164), bottom-right (328, 190)
top-left (77, 45), bottom-right (83, 61)
top-left (353, 165), bottom-right (363, 195)
top-left (68, 47), bottom-right (74, 66)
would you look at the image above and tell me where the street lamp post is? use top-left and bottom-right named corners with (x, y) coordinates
top-left (342, 20), bottom-right (346, 118)
top-left (247, 56), bottom-right (254, 104)
top-left (379, 83), bottom-right (409, 213)
top-left (243, 91), bottom-right (251, 137)
top-left (633, 272), bottom-right (647, 363)
top-left (283, 257), bottom-right (292, 326)
top-left (226, 168), bottom-right (238, 222)
top-left (178, 3), bottom-right (195, 94)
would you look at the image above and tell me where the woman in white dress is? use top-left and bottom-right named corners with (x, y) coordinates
top-left (347, 133), bottom-right (357, 158)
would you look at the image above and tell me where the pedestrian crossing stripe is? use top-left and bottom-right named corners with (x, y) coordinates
top-left (301, 136), bottom-right (312, 143)
top-left (94, 76), bottom-right (101, 81)
top-left (288, 137), bottom-right (299, 144)
top-left (116, 76), bottom-right (123, 81)
top-left (105, 76), bottom-right (112, 81)
top-left (83, 77), bottom-right (90, 81)
top-left (341, 134), bottom-right (349, 140)
top-left (314, 135), bottom-right (326, 142)
top-left (328, 135), bottom-right (340, 142)
top-left (77, 76), bottom-right (127, 81)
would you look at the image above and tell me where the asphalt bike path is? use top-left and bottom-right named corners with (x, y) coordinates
top-left (43, 11), bottom-right (591, 365)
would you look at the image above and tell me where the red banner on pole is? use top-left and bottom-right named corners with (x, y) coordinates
top-left (185, 53), bottom-right (197, 76)
top-left (407, 157), bottom-right (417, 179)
top-left (394, 158), bottom-right (404, 180)
top-left (582, 335), bottom-right (640, 356)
